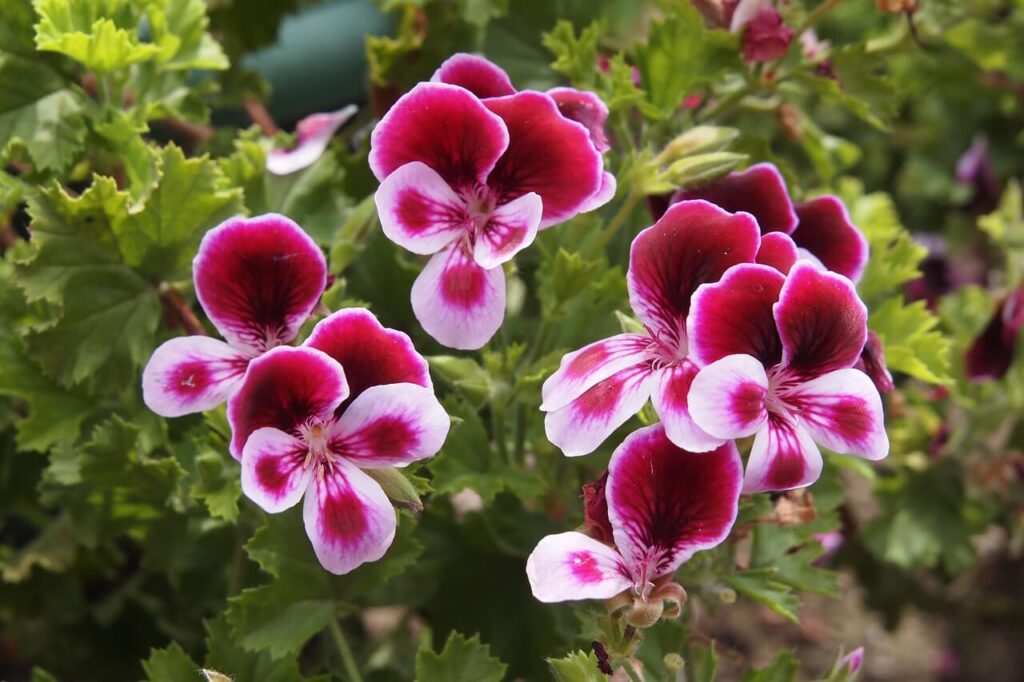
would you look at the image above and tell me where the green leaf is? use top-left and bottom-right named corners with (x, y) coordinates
top-left (33, 0), bottom-right (160, 72)
top-left (869, 298), bottom-right (952, 384)
top-left (148, 0), bottom-right (229, 70)
top-left (457, 0), bottom-right (508, 28)
top-left (741, 650), bottom-right (799, 682)
top-left (724, 568), bottom-right (801, 623)
top-left (204, 615), bottom-right (328, 682)
top-left (543, 20), bottom-right (601, 86)
top-left (547, 650), bottom-right (604, 681)
top-left (428, 355), bottom-right (497, 404)
top-left (364, 467), bottom-right (423, 512)
top-left (0, 513), bottom-right (76, 582)
top-left (142, 642), bottom-right (200, 682)
top-left (416, 632), bottom-right (508, 682)
top-left (114, 144), bottom-right (243, 280)
top-left (229, 585), bottom-right (337, 660)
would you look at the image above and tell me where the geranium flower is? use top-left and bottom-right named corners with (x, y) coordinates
top-left (229, 308), bottom-right (448, 574)
top-left (965, 286), bottom-right (1024, 381)
top-left (370, 81), bottom-right (605, 349)
top-left (541, 201), bottom-right (760, 456)
top-left (526, 424), bottom-right (741, 611)
top-left (687, 262), bottom-right (889, 492)
top-left (142, 214), bottom-right (326, 417)
top-left (267, 105), bottom-right (357, 175)
top-left (739, 3), bottom-right (796, 63)
top-left (672, 163), bottom-right (869, 282)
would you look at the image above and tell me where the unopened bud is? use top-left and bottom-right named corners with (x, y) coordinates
top-left (778, 103), bottom-right (803, 141)
top-left (656, 126), bottom-right (740, 164)
top-left (664, 653), bottom-right (685, 673)
top-left (664, 152), bottom-right (748, 190)
top-left (625, 598), bottom-right (663, 629)
top-left (717, 586), bottom-right (737, 604)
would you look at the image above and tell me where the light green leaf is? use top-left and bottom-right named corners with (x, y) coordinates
top-left (869, 298), bottom-right (952, 384)
top-left (416, 632), bottom-right (508, 682)
top-left (148, 0), bottom-right (229, 70)
top-left (142, 642), bottom-right (200, 682)
top-left (204, 615), bottom-right (329, 682)
top-left (548, 650), bottom-right (605, 681)
top-left (34, 0), bottom-right (160, 72)
top-left (741, 651), bottom-right (799, 682)
top-left (724, 568), bottom-right (801, 623)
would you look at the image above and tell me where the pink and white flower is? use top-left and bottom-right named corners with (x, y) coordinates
top-left (229, 308), bottom-right (448, 574)
top-left (687, 262), bottom-right (889, 492)
top-left (142, 214), bottom-right (327, 417)
top-left (267, 105), bottom-right (358, 175)
top-left (541, 200), bottom-right (760, 456)
top-left (526, 424), bottom-right (742, 604)
top-left (672, 163), bottom-right (869, 282)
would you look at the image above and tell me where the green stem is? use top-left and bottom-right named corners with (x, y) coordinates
top-left (592, 189), bottom-right (641, 254)
top-left (798, 0), bottom-right (844, 34)
top-left (698, 85), bottom-right (751, 123)
top-left (329, 618), bottom-right (363, 682)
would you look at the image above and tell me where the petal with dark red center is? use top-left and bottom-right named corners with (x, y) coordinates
top-left (756, 231), bottom-right (798, 274)
top-left (687, 264), bottom-right (785, 367)
top-left (472, 192), bottom-right (542, 269)
top-left (775, 262), bottom-right (867, 378)
top-left (227, 346), bottom-right (349, 460)
top-left (368, 83), bottom-right (509, 187)
top-left (688, 354), bottom-right (769, 439)
top-left (410, 246), bottom-right (506, 350)
top-left (142, 336), bottom-right (251, 417)
top-left (194, 214), bottom-right (327, 353)
top-left (267, 105), bottom-right (357, 175)
top-left (540, 333), bottom-right (650, 412)
top-left (578, 171), bottom-right (617, 214)
top-left (431, 53), bottom-right (516, 99)
top-left (671, 163), bottom-right (797, 234)
top-left (628, 200), bottom-right (761, 339)
top-left (744, 415), bottom-right (822, 493)
top-left (330, 383), bottom-right (450, 468)
top-left (375, 161), bottom-right (469, 255)
top-left (303, 458), bottom-right (396, 575)
top-left (304, 307), bottom-right (431, 403)
top-left (240, 427), bottom-right (312, 513)
top-left (526, 532), bottom-right (631, 603)
top-left (651, 361), bottom-right (728, 451)
top-left (791, 196), bottom-right (869, 282)
top-left (547, 87), bottom-right (611, 153)
top-left (606, 424), bottom-right (742, 579)
top-left (483, 91), bottom-right (603, 228)
top-left (783, 368), bottom-right (888, 460)
top-left (544, 363), bottom-right (654, 457)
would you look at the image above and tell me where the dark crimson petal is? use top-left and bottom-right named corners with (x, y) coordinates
top-left (791, 196), bottom-right (869, 282)
top-left (305, 308), bottom-right (431, 405)
top-left (483, 91), bottom-right (604, 228)
top-left (547, 87), bottom-right (611, 153)
top-left (606, 424), bottom-right (742, 580)
top-left (756, 231), bottom-right (799, 274)
top-left (628, 200), bottom-right (761, 340)
top-left (582, 471), bottom-right (614, 544)
top-left (227, 346), bottom-right (349, 460)
top-left (854, 330), bottom-right (894, 394)
top-left (965, 287), bottom-right (1024, 380)
top-left (774, 262), bottom-right (868, 378)
top-left (431, 53), bottom-right (516, 99)
top-left (744, 414), bottom-right (822, 493)
top-left (671, 163), bottom-right (798, 235)
top-left (368, 83), bottom-right (509, 187)
top-left (194, 214), bottom-right (327, 353)
top-left (687, 263), bottom-right (785, 367)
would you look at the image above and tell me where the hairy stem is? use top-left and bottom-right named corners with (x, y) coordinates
top-left (329, 618), bottom-right (364, 682)
top-left (159, 286), bottom-right (208, 336)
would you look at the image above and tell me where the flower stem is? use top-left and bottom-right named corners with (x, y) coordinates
top-left (592, 189), bottom-right (641, 254)
top-left (159, 286), bottom-right (208, 336)
top-left (329, 618), bottom-right (363, 682)
top-left (798, 0), bottom-right (844, 34)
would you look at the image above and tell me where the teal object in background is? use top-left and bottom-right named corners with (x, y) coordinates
top-left (243, 0), bottom-right (393, 124)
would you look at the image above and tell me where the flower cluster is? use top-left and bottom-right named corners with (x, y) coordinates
top-left (369, 53), bottom-right (614, 349)
top-left (143, 215), bottom-right (449, 574)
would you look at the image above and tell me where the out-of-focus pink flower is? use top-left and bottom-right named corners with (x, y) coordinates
top-left (682, 93), bottom-right (705, 110)
top-left (740, 5), bottom-right (796, 63)
top-left (838, 646), bottom-right (865, 675)
top-left (800, 29), bottom-right (830, 61)
top-left (267, 106), bottom-right (357, 175)
top-left (966, 287), bottom-right (1024, 381)
top-left (956, 135), bottom-right (1001, 214)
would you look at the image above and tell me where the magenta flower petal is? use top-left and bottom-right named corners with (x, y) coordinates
top-left (855, 330), bottom-right (894, 394)
top-left (791, 196), bottom-right (869, 282)
top-left (544, 364), bottom-right (654, 457)
top-left (368, 83), bottom-right (509, 187)
top-left (240, 427), bottom-right (313, 513)
top-left (304, 308), bottom-right (431, 402)
top-left (650, 362), bottom-right (725, 452)
top-left (628, 200), bottom-right (761, 339)
top-left (744, 415), bottom-right (822, 493)
top-left (578, 171), bottom-right (617, 213)
top-left (547, 87), bottom-right (611, 153)
top-left (688, 354), bottom-right (770, 440)
top-left (775, 263), bottom-right (867, 378)
top-left (671, 163), bottom-right (798, 235)
top-left (194, 214), bottom-right (327, 354)
top-left (329, 383), bottom-right (450, 468)
top-left (431, 53), bottom-right (516, 99)
top-left (471, 191), bottom-right (542, 269)
top-left (375, 161), bottom-right (469, 255)
top-left (741, 5), bottom-right (795, 63)
top-left (484, 91), bottom-right (603, 228)
top-left (756, 231), bottom-right (799, 274)
top-left (541, 333), bottom-right (650, 412)
top-left (785, 368), bottom-right (888, 460)
top-left (410, 246), bottom-right (506, 350)
top-left (267, 105), bottom-right (357, 175)
top-left (142, 336), bottom-right (251, 417)
top-left (303, 458), bottom-right (396, 575)
top-left (607, 424), bottom-right (742, 578)
top-left (227, 346), bottom-right (349, 460)
top-left (688, 264), bottom-right (785, 367)
top-left (526, 532), bottom-right (631, 603)
top-left (965, 287), bottom-right (1024, 381)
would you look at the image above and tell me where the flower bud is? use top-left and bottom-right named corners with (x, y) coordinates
top-left (625, 597), bottom-right (663, 629)
top-left (656, 126), bottom-right (740, 165)
top-left (742, 6), bottom-right (795, 63)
